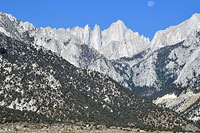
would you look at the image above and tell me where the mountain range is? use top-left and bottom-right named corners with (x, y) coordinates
top-left (0, 12), bottom-right (200, 130)
top-left (1, 32), bottom-right (197, 131)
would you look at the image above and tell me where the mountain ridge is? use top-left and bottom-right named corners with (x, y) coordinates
top-left (1, 12), bottom-right (200, 126)
top-left (1, 32), bottom-right (198, 131)
top-left (151, 13), bottom-right (200, 49)
top-left (1, 12), bottom-right (200, 59)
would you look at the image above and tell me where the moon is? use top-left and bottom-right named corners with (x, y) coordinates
top-left (147, 1), bottom-right (155, 7)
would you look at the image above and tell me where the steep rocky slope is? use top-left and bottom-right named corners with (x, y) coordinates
top-left (0, 12), bottom-right (148, 92)
top-left (139, 31), bottom-right (200, 123)
top-left (1, 12), bottom-right (200, 125)
top-left (1, 12), bottom-right (200, 96)
top-left (113, 20), bottom-right (200, 123)
top-left (151, 13), bottom-right (200, 49)
top-left (0, 12), bottom-right (150, 60)
top-left (68, 20), bottom-right (150, 60)
top-left (0, 33), bottom-right (198, 131)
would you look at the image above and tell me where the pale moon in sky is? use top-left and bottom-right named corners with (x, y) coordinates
top-left (147, 1), bottom-right (155, 7)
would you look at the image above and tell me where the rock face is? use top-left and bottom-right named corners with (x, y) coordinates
top-left (150, 30), bottom-right (200, 123)
top-left (120, 29), bottom-right (200, 94)
top-left (0, 12), bottom-right (35, 41)
top-left (0, 13), bottom-right (150, 60)
top-left (0, 33), bottom-right (196, 131)
top-left (120, 29), bottom-right (200, 123)
top-left (68, 20), bottom-right (150, 60)
top-left (0, 12), bottom-right (150, 90)
top-left (152, 31), bottom-right (200, 123)
top-left (151, 13), bottom-right (200, 49)
top-left (1, 12), bottom-right (200, 124)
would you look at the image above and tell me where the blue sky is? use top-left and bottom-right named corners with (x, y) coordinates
top-left (1, 0), bottom-right (200, 39)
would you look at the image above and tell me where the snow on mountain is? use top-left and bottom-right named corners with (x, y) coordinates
top-left (151, 13), bottom-right (200, 49)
